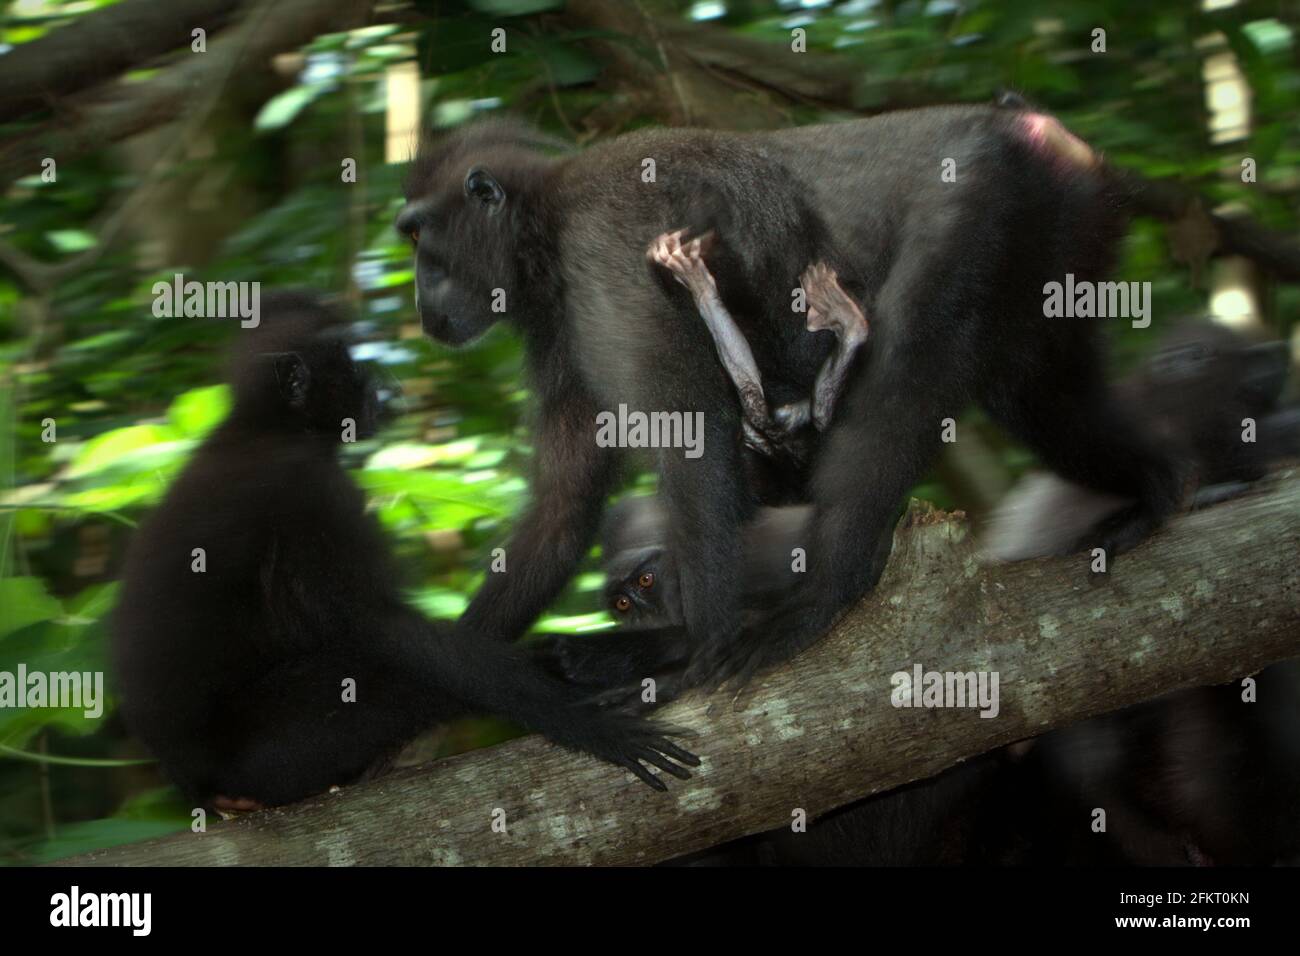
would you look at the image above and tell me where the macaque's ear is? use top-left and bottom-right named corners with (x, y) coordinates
top-left (464, 166), bottom-right (505, 210)
top-left (269, 351), bottom-right (311, 408)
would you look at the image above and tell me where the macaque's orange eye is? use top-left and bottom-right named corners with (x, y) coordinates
top-left (614, 595), bottom-right (632, 613)
top-left (637, 572), bottom-right (655, 590)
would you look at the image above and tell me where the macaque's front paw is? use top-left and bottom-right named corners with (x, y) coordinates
top-left (579, 709), bottom-right (700, 791)
top-left (647, 229), bottom-right (719, 301)
top-left (747, 408), bottom-right (813, 470)
top-left (742, 420), bottom-right (778, 457)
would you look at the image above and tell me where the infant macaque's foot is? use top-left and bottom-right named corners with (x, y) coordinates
top-left (742, 420), bottom-right (777, 457)
top-left (647, 229), bottom-right (719, 303)
top-left (800, 262), bottom-right (868, 342)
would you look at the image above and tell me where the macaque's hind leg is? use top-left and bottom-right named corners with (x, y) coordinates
top-left (981, 353), bottom-right (1183, 562)
top-left (648, 230), bottom-right (778, 454)
top-left (799, 262), bottom-right (870, 431)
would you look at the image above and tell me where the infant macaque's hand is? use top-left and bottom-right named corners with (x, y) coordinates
top-left (648, 229), bottom-right (720, 303)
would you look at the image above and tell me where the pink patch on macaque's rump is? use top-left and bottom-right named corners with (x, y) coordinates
top-left (1019, 113), bottom-right (1098, 169)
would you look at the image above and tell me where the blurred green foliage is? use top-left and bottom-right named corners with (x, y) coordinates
top-left (0, 0), bottom-right (1296, 862)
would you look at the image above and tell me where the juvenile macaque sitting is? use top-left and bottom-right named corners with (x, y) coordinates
top-left (647, 229), bottom-right (869, 459)
top-left (112, 292), bottom-right (699, 805)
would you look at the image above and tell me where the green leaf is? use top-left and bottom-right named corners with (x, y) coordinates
top-left (0, 577), bottom-right (62, 639)
top-left (66, 425), bottom-right (184, 479)
top-left (0, 384), bottom-right (12, 580)
top-left (25, 818), bottom-right (190, 865)
top-left (533, 611), bottom-right (615, 635)
top-left (44, 229), bottom-right (96, 253)
top-left (407, 586), bottom-right (469, 620)
top-left (168, 385), bottom-right (231, 438)
top-left (254, 84), bottom-right (327, 132)
top-left (356, 468), bottom-right (508, 521)
top-left (365, 439), bottom-right (480, 469)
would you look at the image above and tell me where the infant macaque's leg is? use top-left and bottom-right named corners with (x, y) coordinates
top-left (797, 262), bottom-right (869, 431)
top-left (647, 230), bottom-right (777, 454)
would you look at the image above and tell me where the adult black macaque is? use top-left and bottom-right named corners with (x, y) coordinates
top-left (111, 292), bottom-right (697, 807)
top-left (399, 106), bottom-right (1181, 691)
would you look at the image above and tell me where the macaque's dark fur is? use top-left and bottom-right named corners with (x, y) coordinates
top-left (1122, 322), bottom-right (1292, 487)
top-left (605, 323), bottom-right (1294, 628)
top-left (111, 292), bottom-right (696, 806)
top-left (401, 106), bottom-right (1180, 690)
top-left (984, 321), bottom-right (1296, 561)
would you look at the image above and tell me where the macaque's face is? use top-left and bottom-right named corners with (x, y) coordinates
top-left (397, 165), bottom-right (514, 346)
top-left (604, 547), bottom-right (682, 627)
top-left (300, 338), bottom-right (383, 439)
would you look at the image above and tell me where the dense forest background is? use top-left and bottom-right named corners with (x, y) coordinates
top-left (0, 0), bottom-right (1297, 864)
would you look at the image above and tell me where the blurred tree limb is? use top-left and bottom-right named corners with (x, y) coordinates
top-left (0, 0), bottom-right (244, 122)
top-left (56, 469), bottom-right (1300, 866)
top-left (558, 1), bottom-right (1300, 287)
top-left (1112, 169), bottom-right (1300, 283)
top-left (0, 0), bottom-right (372, 297)
top-left (0, 0), bottom-right (372, 186)
top-left (2, 0), bottom-right (1297, 289)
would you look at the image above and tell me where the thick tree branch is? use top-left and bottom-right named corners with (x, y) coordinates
top-left (0, 0), bottom-right (243, 122)
top-left (1113, 168), bottom-right (1300, 282)
top-left (559, 0), bottom-right (859, 128)
top-left (559, 3), bottom-right (1300, 280)
top-left (58, 470), bottom-right (1300, 866)
top-left (0, 0), bottom-right (372, 186)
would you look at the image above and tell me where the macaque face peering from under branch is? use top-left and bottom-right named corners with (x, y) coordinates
top-left (605, 546), bottom-right (682, 627)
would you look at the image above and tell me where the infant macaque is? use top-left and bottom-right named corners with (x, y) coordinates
top-left (647, 229), bottom-right (868, 458)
